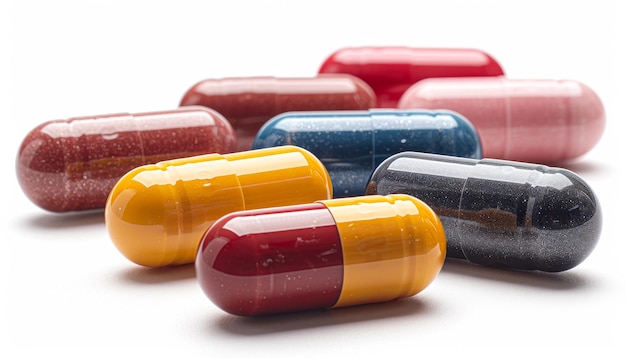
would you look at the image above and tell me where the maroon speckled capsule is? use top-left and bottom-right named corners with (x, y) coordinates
top-left (179, 74), bottom-right (376, 151)
top-left (17, 106), bottom-right (237, 213)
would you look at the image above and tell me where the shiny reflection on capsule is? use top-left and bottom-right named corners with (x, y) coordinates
top-left (196, 194), bottom-right (446, 316)
top-left (252, 109), bottom-right (482, 197)
top-left (366, 152), bottom-right (601, 272)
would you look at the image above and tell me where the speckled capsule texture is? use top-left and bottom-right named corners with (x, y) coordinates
top-left (252, 109), bottom-right (482, 198)
top-left (366, 152), bottom-right (602, 272)
top-left (17, 106), bottom-right (237, 212)
top-left (179, 74), bottom-right (376, 151)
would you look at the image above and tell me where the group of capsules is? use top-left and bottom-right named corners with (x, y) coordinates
top-left (16, 47), bottom-right (604, 317)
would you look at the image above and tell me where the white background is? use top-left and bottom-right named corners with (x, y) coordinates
top-left (2, 1), bottom-right (624, 356)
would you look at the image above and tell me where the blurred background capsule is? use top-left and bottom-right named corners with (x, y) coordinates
top-left (318, 46), bottom-right (505, 107)
top-left (179, 74), bottom-right (376, 151)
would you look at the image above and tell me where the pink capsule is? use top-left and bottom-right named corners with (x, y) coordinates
top-left (398, 77), bottom-right (605, 163)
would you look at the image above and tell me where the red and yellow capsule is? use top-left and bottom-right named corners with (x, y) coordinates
top-left (196, 194), bottom-right (446, 316)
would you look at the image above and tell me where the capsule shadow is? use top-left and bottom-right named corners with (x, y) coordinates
top-left (21, 209), bottom-right (105, 230)
top-left (546, 158), bottom-right (610, 176)
top-left (212, 297), bottom-right (433, 336)
top-left (441, 259), bottom-right (592, 290)
top-left (120, 264), bottom-right (196, 285)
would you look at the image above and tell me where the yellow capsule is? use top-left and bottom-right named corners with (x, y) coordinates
top-left (105, 146), bottom-right (332, 267)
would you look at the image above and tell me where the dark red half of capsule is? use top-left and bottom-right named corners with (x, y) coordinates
top-left (196, 203), bottom-right (344, 316)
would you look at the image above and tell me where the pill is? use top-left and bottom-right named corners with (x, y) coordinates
top-left (105, 145), bottom-right (333, 267)
top-left (196, 194), bottom-right (445, 316)
top-left (179, 74), bottom-right (376, 151)
top-left (318, 46), bottom-right (504, 108)
top-left (365, 152), bottom-right (602, 272)
top-left (398, 77), bottom-right (606, 163)
top-left (16, 106), bottom-right (237, 213)
top-left (252, 109), bottom-right (482, 198)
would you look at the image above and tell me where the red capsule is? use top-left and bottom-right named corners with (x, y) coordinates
top-left (179, 74), bottom-right (376, 151)
top-left (318, 46), bottom-right (505, 108)
top-left (17, 106), bottom-right (236, 212)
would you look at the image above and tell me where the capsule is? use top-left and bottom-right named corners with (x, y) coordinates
top-left (366, 152), bottom-right (602, 272)
top-left (179, 74), bottom-right (376, 151)
top-left (398, 77), bottom-right (606, 163)
top-left (196, 194), bottom-right (446, 316)
top-left (105, 146), bottom-right (332, 267)
top-left (252, 109), bottom-right (482, 198)
top-left (16, 106), bottom-right (237, 213)
top-left (318, 46), bottom-right (504, 108)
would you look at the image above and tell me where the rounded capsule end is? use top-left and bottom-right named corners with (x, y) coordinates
top-left (196, 203), bottom-right (343, 316)
top-left (289, 146), bottom-right (334, 201)
top-left (17, 121), bottom-right (70, 212)
top-left (531, 168), bottom-right (602, 272)
top-left (105, 164), bottom-right (183, 267)
top-left (249, 113), bottom-right (291, 149)
top-left (566, 81), bottom-right (606, 160)
top-left (323, 194), bottom-right (446, 307)
top-left (178, 80), bottom-right (210, 107)
top-left (390, 194), bottom-right (447, 295)
top-left (178, 105), bottom-right (238, 154)
top-left (336, 73), bottom-right (377, 109)
top-left (435, 110), bottom-right (483, 159)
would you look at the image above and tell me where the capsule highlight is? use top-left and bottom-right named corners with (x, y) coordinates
top-left (16, 106), bottom-right (237, 212)
top-left (318, 46), bottom-right (504, 107)
top-left (366, 152), bottom-right (602, 272)
top-left (398, 77), bottom-right (606, 162)
top-left (251, 109), bottom-right (482, 198)
top-left (105, 146), bottom-right (333, 267)
top-left (179, 74), bottom-right (376, 151)
top-left (196, 194), bottom-right (446, 316)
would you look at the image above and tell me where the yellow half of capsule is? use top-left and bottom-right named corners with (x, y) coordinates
top-left (105, 146), bottom-right (332, 267)
top-left (322, 194), bottom-right (446, 308)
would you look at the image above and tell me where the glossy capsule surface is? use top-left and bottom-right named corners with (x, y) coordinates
top-left (366, 152), bottom-right (602, 272)
top-left (179, 74), bottom-right (376, 151)
top-left (398, 77), bottom-right (606, 163)
top-left (318, 46), bottom-right (504, 107)
top-left (252, 109), bottom-right (482, 198)
top-left (105, 146), bottom-right (332, 267)
top-left (17, 106), bottom-right (236, 212)
top-left (196, 194), bottom-right (446, 316)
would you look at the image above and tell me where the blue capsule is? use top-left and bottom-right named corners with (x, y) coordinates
top-left (252, 109), bottom-right (482, 197)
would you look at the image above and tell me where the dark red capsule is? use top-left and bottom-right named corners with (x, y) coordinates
top-left (17, 106), bottom-right (236, 212)
top-left (179, 75), bottom-right (376, 151)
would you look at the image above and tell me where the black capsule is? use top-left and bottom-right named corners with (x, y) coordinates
top-left (365, 152), bottom-right (602, 272)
